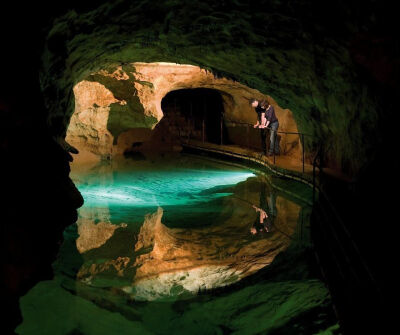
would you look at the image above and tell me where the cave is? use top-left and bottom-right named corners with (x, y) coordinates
top-left (160, 88), bottom-right (229, 145)
top-left (1, 1), bottom-right (397, 334)
top-left (65, 62), bottom-right (301, 164)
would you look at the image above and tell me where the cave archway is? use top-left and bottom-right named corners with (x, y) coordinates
top-left (65, 62), bottom-right (302, 165)
top-left (160, 88), bottom-right (230, 145)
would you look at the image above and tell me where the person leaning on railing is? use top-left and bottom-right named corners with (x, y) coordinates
top-left (250, 98), bottom-right (280, 156)
top-left (263, 100), bottom-right (280, 156)
top-left (250, 98), bottom-right (268, 155)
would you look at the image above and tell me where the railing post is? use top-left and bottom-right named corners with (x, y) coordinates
top-left (246, 124), bottom-right (250, 148)
top-left (220, 112), bottom-right (223, 145)
top-left (301, 133), bottom-right (305, 173)
top-left (202, 98), bottom-right (206, 143)
top-left (190, 101), bottom-right (193, 138)
top-left (202, 118), bottom-right (205, 143)
top-left (273, 130), bottom-right (276, 164)
top-left (187, 118), bottom-right (190, 144)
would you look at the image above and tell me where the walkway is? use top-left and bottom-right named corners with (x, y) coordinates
top-left (182, 139), bottom-right (315, 186)
top-left (182, 139), bottom-right (353, 187)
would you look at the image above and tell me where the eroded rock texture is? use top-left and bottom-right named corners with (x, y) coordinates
top-left (73, 176), bottom-right (301, 301)
top-left (66, 63), bottom-right (301, 162)
top-left (2, 0), bottom-right (397, 333)
top-left (130, 202), bottom-right (298, 300)
top-left (40, 0), bottom-right (387, 175)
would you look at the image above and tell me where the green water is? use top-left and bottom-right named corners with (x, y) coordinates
top-left (16, 153), bottom-right (338, 334)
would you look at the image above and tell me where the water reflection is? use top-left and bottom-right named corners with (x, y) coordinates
top-left (250, 182), bottom-right (277, 235)
top-left (71, 155), bottom-right (301, 301)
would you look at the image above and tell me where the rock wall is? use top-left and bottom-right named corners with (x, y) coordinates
top-left (66, 62), bottom-right (301, 163)
top-left (40, 0), bottom-right (385, 176)
top-left (73, 177), bottom-right (301, 301)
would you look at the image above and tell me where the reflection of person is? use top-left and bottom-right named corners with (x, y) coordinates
top-left (250, 181), bottom-right (277, 235)
top-left (251, 98), bottom-right (268, 155)
top-left (250, 204), bottom-right (270, 235)
top-left (266, 188), bottom-right (277, 218)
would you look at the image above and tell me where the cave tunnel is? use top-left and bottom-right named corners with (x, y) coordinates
top-left (160, 88), bottom-right (230, 145)
top-left (1, 0), bottom-right (396, 334)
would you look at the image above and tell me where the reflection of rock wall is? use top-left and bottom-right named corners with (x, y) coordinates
top-left (73, 174), bottom-right (302, 301)
top-left (76, 206), bottom-right (127, 254)
top-left (131, 197), bottom-right (300, 299)
top-left (66, 63), bottom-right (301, 163)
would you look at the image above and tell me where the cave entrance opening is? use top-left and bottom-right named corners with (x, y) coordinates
top-left (160, 88), bottom-right (230, 145)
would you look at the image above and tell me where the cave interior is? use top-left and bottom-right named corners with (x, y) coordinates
top-left (1, 0), bottom-right (398, 334)
top-left (160, 88), bottom-right (228, 145)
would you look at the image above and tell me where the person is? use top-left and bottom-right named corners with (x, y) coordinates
top-left (263, 101), bottom-right (280, 156)
top-left (250, 98), bottom-right (268, 155)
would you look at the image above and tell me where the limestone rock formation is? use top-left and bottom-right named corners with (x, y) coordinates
top-left (41, 0), bottom-right (383, 175)
top-left (75, 189), bottom-right (300, 300)
top-left (76, 206), bottom-right (127, 254)
top-left (66, 62), bottom-right (301, 163)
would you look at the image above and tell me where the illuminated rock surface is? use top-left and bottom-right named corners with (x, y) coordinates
top-left (66, 63), bottom-right (301, 163)
top-left (42, 0), bottom-right (384, 175)
top-left (17, 154), bottom-right (337, 334)
top-left (2, 1), bottom-right (394, 333)
top-left (76, 207), bottom-right (127, 254)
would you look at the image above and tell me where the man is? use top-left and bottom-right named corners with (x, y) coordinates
top-left (251, 98), bottom-right (280, 156)
top-left (264, 101), bottom-right (280, 156)
top-left (251, 98), bottom-right (268, 154)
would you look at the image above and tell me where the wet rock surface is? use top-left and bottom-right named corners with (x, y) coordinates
top-left (16, 154), bottom-right (338, 334)
top-left (40, 0), bottom-right (396, 175)
top-left (66, 63), bottom-right (301, 163)
top-left (1, 0), bottom-right (397, 333)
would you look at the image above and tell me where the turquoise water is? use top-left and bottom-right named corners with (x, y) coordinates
top-left (16, 153), bottom-right (337, 334)
top-left (76, 166), bottom-right (255, 207)
top-left (71, 153), bottom-right (257, 228)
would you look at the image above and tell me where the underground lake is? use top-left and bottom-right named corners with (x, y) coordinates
top-left (1, 0), bottom-right (394, 332)
top-left (16, 152), bottom-right (338, 334)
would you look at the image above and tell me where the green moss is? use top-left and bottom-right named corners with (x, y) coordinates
top-left (41, 0), bottom-right (381, 176)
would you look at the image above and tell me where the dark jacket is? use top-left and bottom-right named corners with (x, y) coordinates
top-left (255, 105), bottom-right (265, 123)
top-left (265, 105), bottom-right (278, 123)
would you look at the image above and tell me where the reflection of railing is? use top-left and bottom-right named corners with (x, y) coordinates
top-left (175, 112), bottom-right (378, 328)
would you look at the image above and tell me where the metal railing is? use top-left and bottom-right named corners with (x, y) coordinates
top-left (172, 110), bottom-right (380, 319)
top-left (180, 113), bottom-right (316, 176)
top-left (223, 117), bottom-right (312, 172)
top-left (173, 110), bottom-right (380, 328)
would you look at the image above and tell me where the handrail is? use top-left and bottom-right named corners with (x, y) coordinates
top-left (177, 113), bottom-right (377, 280)
top-left (175, 114), bottom-right (316, 175)
top-left (172, 111), bottom-right (379, 318)
top-left (224, 117), bottom-right (312, 137)
top-left (223, 117), bottom-right (313, 172)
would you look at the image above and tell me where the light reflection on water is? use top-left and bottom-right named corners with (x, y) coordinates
top-left (16, 154), bottom-right (335, 335)
top-left (70, 153), bottom-right (301, 301)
